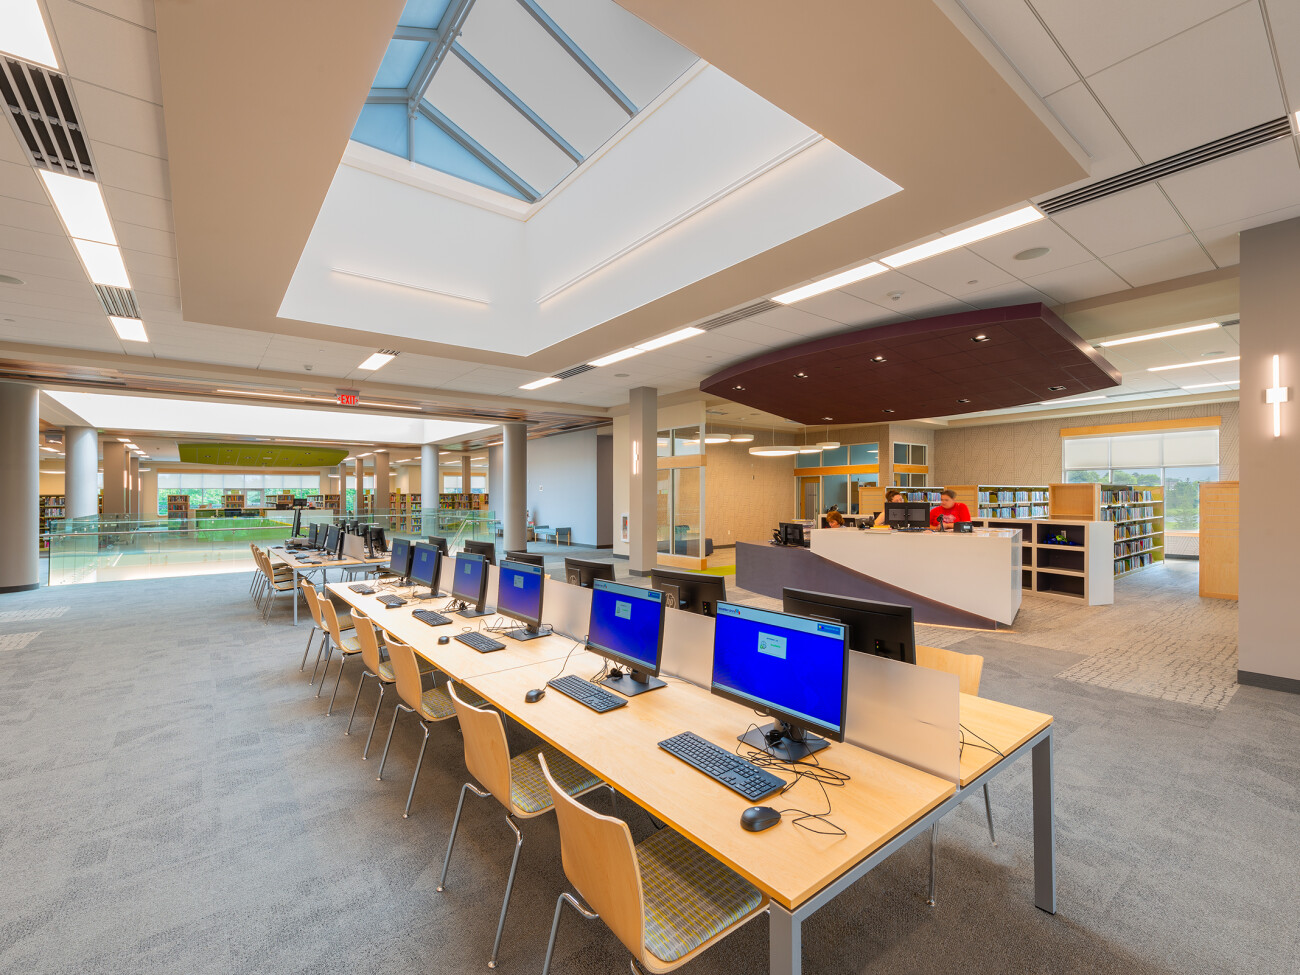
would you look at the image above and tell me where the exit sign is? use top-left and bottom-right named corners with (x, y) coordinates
top-left (337, 392), bottom-right (359, 406)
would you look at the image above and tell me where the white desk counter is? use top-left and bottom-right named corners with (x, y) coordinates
top-left (809, 527), bottom-right (1022, 626)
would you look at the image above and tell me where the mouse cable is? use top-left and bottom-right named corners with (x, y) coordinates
top-left (539, 634), bottom-right (588, 688)
top-left (734, 724), bottom-right (848, 836)
top-left (959, 723), bottom-right (1005, 759)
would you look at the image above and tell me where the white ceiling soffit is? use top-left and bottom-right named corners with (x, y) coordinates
top-left (44, 390), bottom-right (494, 444)
top-left (279, 65), bottom-right (901, 356)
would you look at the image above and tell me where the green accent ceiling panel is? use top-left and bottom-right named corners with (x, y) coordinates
top-left (177, 444), bottom-right (349, 467)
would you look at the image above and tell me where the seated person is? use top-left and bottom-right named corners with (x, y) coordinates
top-left (930, 489), bottom-right (972, 530)
top-left (825, 509), bottom-right (845, 528)
top-left (886, 490), bottom-right (905, 503)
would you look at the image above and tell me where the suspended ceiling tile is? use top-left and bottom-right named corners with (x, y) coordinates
top-left (894, 247), bottom-right (1017, 297)
top-left (0, 119), bottom-right (30, 166)
top-left (1266, 0), bottom-right (1300, 111)
top-left (748, 304), bottom-right (846, 337)
top-left (0, 161), bottom-right (50, 206)
top-left (1087, 3), bottom-right (1283, 163)
top-left (1051, 183), bottom-right (1189, 257)
top-left (425, 54), bottom-right (574, 194)
top-left (72, 82), bottom-right (168, 159)
top-left (1023, 259), bottom-right (1131, 304)
top-left (1160, 140), bottom-right (1300, 231)
top-left (1195, 202), bottom-right (1300, 267)
top-left (962, 281), bottom-right (1056, 310)
top-left (112, 222), bottom-right (176, 260)
top-left (958, 0), bottom-right (1078, 97)
top-left (1101, 234), bottom-right (1215, 289)
top-left (1041, 82), bottom-right (1142, 185)
top-left (727, 319), bottom-right (808, 350)
top-left (0, 195), bottom-right (67, 237)
top-left (102, 185), bottom-right (174, 233)
top-left (967, 218), bottom-right (1097, 276)
top-left (540, 0), bottom-right (697, 109)
top-left (0, 225), bottom-right (79, 262)
top-left (46, 0), bottom-right (163, 104)
top-left (791, 289), bottom-right (895, 327)
top-left (91, 142), bottom-right (172, 200)
top-left (0, 246), bottom-right (82, 281)
top-left (458, 0), bottom-right (628, 157)
top-left (839, 270), bottom-right (964, 318)
top-left (69, 0), bottom-right (156, 29)
top-left (120, 248), bottom-right (179, 280)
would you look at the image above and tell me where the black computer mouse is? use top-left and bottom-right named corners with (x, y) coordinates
top-left (437, 636), bottom-right (450, 645)
top-left (740, 806), bottom-right (781, 832)
top-left (524, 688), bottom-right (546, 704)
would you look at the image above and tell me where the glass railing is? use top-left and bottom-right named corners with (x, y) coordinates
top-left (44, 508), bottom-right (497, 586)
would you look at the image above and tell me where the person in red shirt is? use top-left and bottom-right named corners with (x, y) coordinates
top-left (930, 489), bottom-right (972, 530)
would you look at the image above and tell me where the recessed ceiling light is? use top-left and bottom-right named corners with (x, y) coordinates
top-left (1014, 247), bottom-right (1051, 261)
top-left (357, 350), bottom-right (397, 371)
top-left (1200, 350), bottom-right (1226, 357)
top-left (1098, 322), bottom-right (1221, 347)
top-left (109, 316), bottom-right (148, 342)
top-left (794, 372), bottom-right (808, 379)
top-left (733, 385), bottom-right (745, 391)
top-left (870, 355), bottom-right (886, 363)
top-left (881, 206), bottom-right (1044, 268)
top-left (72, 239), bottom-right (131, 288)
top-left (1149, 356), bottom-right (1239, 372)
top-left (822, 416), bottom-right (833, 421)
top-left (772, 261), bottom-right (889, 304)
top-left (1048, 385), bottom-right (1066, 391)
top-left (614, 373), bottom-right (629, 378)
top-left (636, 326), bottom-right (704, 351)
top-left (519, 376), bottom-right (560, 390)
top-left (0, 274), bottom-right (24, 286)
top-left (0, 0), bottom-right (59, 68)
top-left (957, 398), bottom-right (970, 403)
top-left (116, 437), bottom-right (130, 442)
top-left (883, 408), bottom-right (895, 413)
top-left (972, 334), bottom-right (989, 343)
top-left (39, 171), bottom-right (117, 245)
top-left (588, 347), bottom-right (643, 367)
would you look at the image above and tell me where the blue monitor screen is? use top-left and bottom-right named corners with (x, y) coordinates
top-left (452, 552), bottom-right (487, 605)
top-left (388, 537), bottom-right (412, 577)
top-left (410, 542), bottom-right (440, 588)
top-left (498, 560), bottom-right (543, 627)
top-left (587, 580), bottom-right (664, 673)
top-left (712, 603), bottom-right (848, 738)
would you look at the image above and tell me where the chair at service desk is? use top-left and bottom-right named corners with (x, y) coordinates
top-left (537, 752), bottom-right (768, 975)
top-left (916, 644), bottom-right (995, 907)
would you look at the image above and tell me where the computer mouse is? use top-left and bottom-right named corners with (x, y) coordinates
top-left (740, 805), bottom-right (781, 832)
top-left (524, 687), bottom-right (546, 704)
top-left (437, 636), bottom-right (450, 645)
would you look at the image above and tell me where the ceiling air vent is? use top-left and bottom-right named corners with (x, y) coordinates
top-left (0, 58), bottom-right (95, 177)
top-left (95, 285), bottom-right (139, 319)
top-left (1040, 117), bottom-right (1293, 214)
top-left (697, 299), bottom-right (779, 331)
top-left (554, 364), bottom-right (594, 379)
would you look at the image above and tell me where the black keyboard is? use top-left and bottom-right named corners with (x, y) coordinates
top-left (412, 608), bottom-right (450, 625)
top-left (456, 631), bottom-right (506, 654)
top-left (377, 594), bottom-right (407, 608)
top-left (350, 584), bottom-right (376, 594)
top-left (547, 674), bottom-right (627, 713)
top-left (658, 731), bottom-right (785, 801)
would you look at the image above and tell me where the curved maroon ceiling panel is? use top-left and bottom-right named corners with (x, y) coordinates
top-left (699, 303), bottom-right (1120, 424)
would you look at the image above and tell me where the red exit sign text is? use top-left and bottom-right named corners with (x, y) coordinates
top-left (337, 393), bottom-right (359, 406)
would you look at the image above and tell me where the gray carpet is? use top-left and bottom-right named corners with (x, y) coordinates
top-left (1, 568), bottom-right (1298, 974)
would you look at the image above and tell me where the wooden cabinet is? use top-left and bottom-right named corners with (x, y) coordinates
top-left (1199, 481), bottom-right (1239, 600)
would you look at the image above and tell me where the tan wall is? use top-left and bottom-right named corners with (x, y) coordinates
top-left (39, 471), bottom-right (65, 494)
top-left (932, 401), bottom-right (1239, 485)
top-left (705, 440), bottom-right (795, 546)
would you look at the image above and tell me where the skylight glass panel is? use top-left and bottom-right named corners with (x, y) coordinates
top-left (411, 113), bottom-right (525, 197)
top-left (374, 38), bottom-right (427, 88)
top-left (353, 103), bottom-right (409, 158)
top-left (399, 0), bottom-right (453, 27)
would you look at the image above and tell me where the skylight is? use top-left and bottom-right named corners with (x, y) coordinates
top-left (351, 0), bottom-right (698, 201)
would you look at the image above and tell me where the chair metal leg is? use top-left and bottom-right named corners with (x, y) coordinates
top-left (541, 892), bottom-right (599, 975)
top-left (488, 815), bottom-right (524, 968)
top-left (315, 643), bottom-right (335, 697)
top-left (327, 653), bottom-right (349, 714)
top-left (437, 781), bottom-right (490, 891)
top-left (363, 683), bottom-right (387, 759)
top-left (309, 636), bottom-right (330, 685)
top-left (403, 722), bottom-right (432, 818)
top-left (300, 626), bottom-right (319, 670)
top-left (377, 703), bottom-right (411, 780)
top-left (983, 784), bottom-right (997, 845)
top-left (346, 670), bottom-right (372, 734)
top-left (927, 823), bottom-right (937, 907)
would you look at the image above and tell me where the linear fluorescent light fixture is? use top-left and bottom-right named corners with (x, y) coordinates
top-left (0, 0), bottom-right (59, 68)
top-left (519, 377), bottom-right (561, 390)
top-left (39, 171), bottom-right (117, 244)
top-left (1099, 322), bottom-right (1221, 347)
top-left (215, 389), bottom-right (337, 404)
top-left (109, 316), bottom-right (148, 342)
top-left (72, 239), bottom-right (131, 288)
top-left (773, 262), bottom-right (888, 305)
top-left (881, 206), bottom-right (1044, 268)
top-left (359, 400), bottom-right (421, 411)
top-left (1040, 395), bottom-right (1106, 406)
top-left (1180, 381), bottom-right (1239, 390)
top-left (1148, 356), bottom-right (1240, 372)
top-left (588, 347), bottom-right (644, 368)
top-left (357, 351), bottom-right (397, 371)
top-left (636, 326), bottom-right (704, 351)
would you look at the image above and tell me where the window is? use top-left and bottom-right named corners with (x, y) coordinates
top-left (1063, 428), bottom-right (1219, 528)
top-left (893, 442), bottom-right (927, 466)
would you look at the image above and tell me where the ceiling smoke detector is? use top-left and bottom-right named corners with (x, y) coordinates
top-left (1014, 247), bottom-right (1051, 261)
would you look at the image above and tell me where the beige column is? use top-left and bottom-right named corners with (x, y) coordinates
top-left (352, 459), bottom-right (363, 514)
top-left (64, 426), bottom-right (99, 521)
top-left (461, 454), bottom-right (472, 499)
top-left (0, 382), bottom-right (39, 591)
top-left (374, 451), bottom-right (390, 518)
top-left (628, 386), bottom-right (657, 576)
top-left (101, 441), bottom-right (128, 518)
top-left (128, 455), bottom-right (140, 518)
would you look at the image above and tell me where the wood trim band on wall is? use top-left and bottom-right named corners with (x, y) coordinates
top-left (893, 464), bottom-right (930, 474)
top-left (657, 455), bottom-right (708, 470)
top-left (790, 464), bottom-right (880, 477)
top-left (1061, 416), bottom-right (1221, 438)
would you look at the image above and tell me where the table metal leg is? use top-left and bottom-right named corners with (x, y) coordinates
top-left (292, 568), bottom-right (300, 625)
top-left (769, 904), bottom-right (801, 975)
top-left (1032, 732), bottom-right (1056, 914)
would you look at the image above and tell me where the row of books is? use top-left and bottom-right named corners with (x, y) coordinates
top-left (1114, 521), bottom-right (1157, 540)
top-left (1100, 506), bottom-right (1157, 521)
top-left (978, 490), bottom-right (1048, 504)
top-left (979, 504), bottom-right (1050, 518)
top-left (1114, 537), bottom-right (1157, 557)
top-left (893, 490), bottom-right (943, 503)
top-left (1115, 552), bottom-right (1156, 574)
top-left (1102, 488), bottom-right (1157, 503)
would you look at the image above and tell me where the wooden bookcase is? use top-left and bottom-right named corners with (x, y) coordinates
top-left (972, 516), bottom-right (1115, 604)
top-left (977, 485), bottom-right (1049, 519)
top-left (39, 494), bottom-right (65, 551)
top-left (1047, 483), bottom-right (1164, 577)
top-left (1199, 481), bottom-right (1238, 600)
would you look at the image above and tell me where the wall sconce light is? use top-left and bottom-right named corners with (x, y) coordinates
top-left (1266, 354), bottom-right (1289, 438)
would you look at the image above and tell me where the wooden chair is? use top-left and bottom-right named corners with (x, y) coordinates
top-left (255, 548), bottom-right (296, 621)
top-left (437, 683), bottom-right (608, 970)
top-left (916, 644), bottom-right (995, 906)
top-left (375, 636), bottom-right (485, 819)
top-left (303, 578), bottom-right (354, 682)
top-left (316, 593), bottom-right (363, 714)
top-left (537, 753), bottom-right (768, 975)
top-left (345, 609), bottom-right (432, 759)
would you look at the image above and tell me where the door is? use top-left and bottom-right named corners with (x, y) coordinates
top-left (799, 477), bottom-right (821, 520)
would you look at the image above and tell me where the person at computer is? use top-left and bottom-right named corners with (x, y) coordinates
top-left (825, 509), bottom-right (845, 528)
top-left (930, 489), bottom-right (971, 530)
top-left (886, 490), bottom-right (905, 503)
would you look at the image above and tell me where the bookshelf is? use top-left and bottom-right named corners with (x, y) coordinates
top-left (1047, 483), bottom-right (1164, 577)
top-left (858, 484), bottom-right (979, 516)
top-left (39, 494), bottom-right (66, 551)
top-left (439, 492), bottom-right (488, 511)
top-left (977, 485), bottom-right (1049, 519)
top-left (972, 517), bottom-right (1114, 604)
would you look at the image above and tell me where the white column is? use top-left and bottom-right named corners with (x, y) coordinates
top-left (628, 386), bottom-right (657, 576)
top-left (0, 383), bottom-right (39, 591)
top-left (128, 455), bottom-right (140, 518)
top-left (101, 441), bottom-right (128, 518)
top-left (352, 460), bottom-right (363, 514)
top-left (502, 422), bottom-right (527, 554)
top-left (421, 444), bottom-right (437, 524)
top-left (64, 425), bottom-right (99, 521)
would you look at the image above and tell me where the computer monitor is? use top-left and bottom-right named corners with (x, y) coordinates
top-left (565, 557), bottom-right (615, 589)
top-left (307, 523), bottom-right (320, 547)
top-left (711, 602), bottom-right (850, 761)
top-left (409, 542), bottom-right (442, 599)
top-left (463, 539), bottom-right (496, 565)
top-left (324, 525), bottom-right (341, 558)
top-left (290, 508), bottom-right (303, 538)
top-left (497, 559), bottom-right (545, 641)
top-left (650, 568), bottom-right (726, 618)
top-left (386, 537), bottom-right (413, 582)
top-left (426, 535), bottom-right (450, 557)
top-left (504, 550), bottom-right (544, 567)
top-left (365, 525), bottom-right (388, 556)
top-left (781, 588), bottom-right (916, 664)
top-left (451, 552), bottom-right (490, 618)
top-left (884, 502), bottom-right (929, 530)
top-left (587, 579), bottom-right (665, 696)
top-left (779, 522), bottom-right (806, 547)
top-left (292, 496), bottom-right (309, 507)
